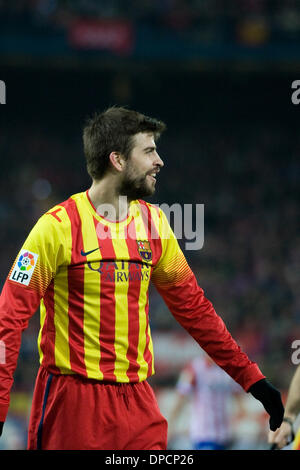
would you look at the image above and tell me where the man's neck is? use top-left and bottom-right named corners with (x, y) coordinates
top-left (88, 178), bottom-right (130, 222)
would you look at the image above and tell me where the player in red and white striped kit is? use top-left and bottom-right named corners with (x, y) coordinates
top-left (169, 354), bottom-right (242, 450)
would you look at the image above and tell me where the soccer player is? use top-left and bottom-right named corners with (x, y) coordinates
top-left (0, 107), bottom-right (283, 450)
top-left (168, 354), bottom-right (243, 450)
top-left (268, 365), bottom-right (300, 449)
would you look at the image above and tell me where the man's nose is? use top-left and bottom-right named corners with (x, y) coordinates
top-left (155, 152), bottom-right (164, 168)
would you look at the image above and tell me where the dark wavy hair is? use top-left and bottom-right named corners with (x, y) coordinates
top-left (83, 106), bottom-right (166, 180)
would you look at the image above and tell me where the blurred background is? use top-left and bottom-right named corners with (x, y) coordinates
top-left (0, 0), bottom-right (299, 450)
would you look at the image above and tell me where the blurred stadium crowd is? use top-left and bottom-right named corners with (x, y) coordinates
top-left (0, 0), bottom-right (300, 45)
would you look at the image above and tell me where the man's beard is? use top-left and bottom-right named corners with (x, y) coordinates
top-left (118, 170), bottom-right (155, 200)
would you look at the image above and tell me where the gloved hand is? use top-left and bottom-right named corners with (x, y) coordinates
top-left (248, 379), bottom-right (284, 431)
top-left (0, 422), bottom-right (3, 437)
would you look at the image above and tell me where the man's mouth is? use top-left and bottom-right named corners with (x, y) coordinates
top-left (147, 170), bottom-right (159, 182)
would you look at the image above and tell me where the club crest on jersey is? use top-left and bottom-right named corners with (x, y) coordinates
top-left (9, 250), bottom-right (39, 286)
top-left (136, 240), bottom-right (152, 262)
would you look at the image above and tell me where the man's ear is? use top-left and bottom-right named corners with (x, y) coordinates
top-left (109, 152), bottom-right (126, 172)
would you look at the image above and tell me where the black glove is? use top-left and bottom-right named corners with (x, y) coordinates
top-left (248, 379), bottom-right (284, 431)
top-left (0, 422), bottom-right (3, 437)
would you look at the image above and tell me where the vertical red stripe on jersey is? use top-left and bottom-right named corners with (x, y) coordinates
top-left (94, 218), bottom-right (117, 382)
top-left (124, 219), bottom-right (142, 382)
top-left (139, 201), bottom-right (162, 265)
top-left (62, 199), bottom-right (87, 377)
top-left (139, 202), bottom-right (159, 375)
top-left (143, 286), bottom-right (153, 376)
top-left (40, 280), bottom-right (61, 374)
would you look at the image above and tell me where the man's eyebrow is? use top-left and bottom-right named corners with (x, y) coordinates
top-left (143, 145), bottom-right (157, 151)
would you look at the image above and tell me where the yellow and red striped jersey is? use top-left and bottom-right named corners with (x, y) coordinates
top-left (0, 190), bottom-right (264, 421)
top-left (293, 428), bottom-right (300, 450)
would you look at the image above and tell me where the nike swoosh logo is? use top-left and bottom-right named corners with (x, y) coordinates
top-left (81, 247), bottom-right (100, 257)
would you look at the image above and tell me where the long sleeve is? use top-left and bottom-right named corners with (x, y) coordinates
top-left (151, 209), bottom-right (265, 392)
top-left (0, 206), bottom-right (69, 421)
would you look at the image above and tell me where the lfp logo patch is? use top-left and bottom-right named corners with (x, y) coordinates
top-left (137, 240), bottom-right (152, 262)
top-left (9, 250), bottom-right (39, 286)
